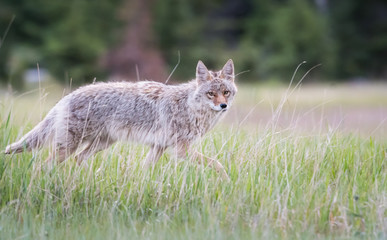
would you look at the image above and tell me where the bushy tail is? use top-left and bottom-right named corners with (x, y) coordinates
top-left (4, 111), bottom-right (55, 154)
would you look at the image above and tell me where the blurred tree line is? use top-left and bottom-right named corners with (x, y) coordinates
top-left (0, 0), bottom-right (386, 88)
top-left (0, 0), bottom-right (123, 87)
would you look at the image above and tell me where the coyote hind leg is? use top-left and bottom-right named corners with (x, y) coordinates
top-left (75, 138), bottom-right (115, 165)
top-left (45, 146), bottom-right (77, 164)
top-left (45, 128), bottom-right (80, 164)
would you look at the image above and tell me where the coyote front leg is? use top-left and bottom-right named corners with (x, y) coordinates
top-left (177, 143), bottom-right (230, 181)
top-left (193, 151), bottom-right (230, 181)
top-left (143, 145), bottom-right (166, 168)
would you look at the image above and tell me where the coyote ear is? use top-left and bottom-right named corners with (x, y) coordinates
top-left (221, 59), bottom-right (234, 81)
top-left (196, 60), bottom-right (211, 84)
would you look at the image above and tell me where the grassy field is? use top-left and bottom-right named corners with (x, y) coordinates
top-left (0, 82), bottom-right (386, 239)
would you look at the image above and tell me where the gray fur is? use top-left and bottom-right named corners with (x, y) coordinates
top-left (5, 60), bottom-right (237, 172)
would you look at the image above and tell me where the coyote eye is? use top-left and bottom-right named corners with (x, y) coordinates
top-left (207, 91), bottom-right (215, 97)
top-left (223, 90), bottom-right (230, 96)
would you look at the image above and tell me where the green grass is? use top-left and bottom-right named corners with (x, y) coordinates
top-left (0, 84), bottom-right (386, 239)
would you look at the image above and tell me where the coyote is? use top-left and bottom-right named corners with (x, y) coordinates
top-left (5, 60), bottom-right (237, 179)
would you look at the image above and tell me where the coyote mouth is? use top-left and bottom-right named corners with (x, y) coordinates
top-left (212, 108), bottom-right (227, 112)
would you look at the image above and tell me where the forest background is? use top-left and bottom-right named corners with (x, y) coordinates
top-left (0, 0), bottom-right (386, 88)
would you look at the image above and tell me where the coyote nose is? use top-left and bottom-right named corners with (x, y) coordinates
top-left (220, 103), bottom-right (227, 109)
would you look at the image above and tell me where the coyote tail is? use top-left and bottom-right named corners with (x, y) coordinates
top-left (4, 111), bottom-right (55, 154)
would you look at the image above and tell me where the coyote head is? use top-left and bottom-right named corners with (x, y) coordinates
top-left (194, 59), bottom-right (237, 112)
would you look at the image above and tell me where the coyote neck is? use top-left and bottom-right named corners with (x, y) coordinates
top-left (176, 85), bottom-right (223, 140)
